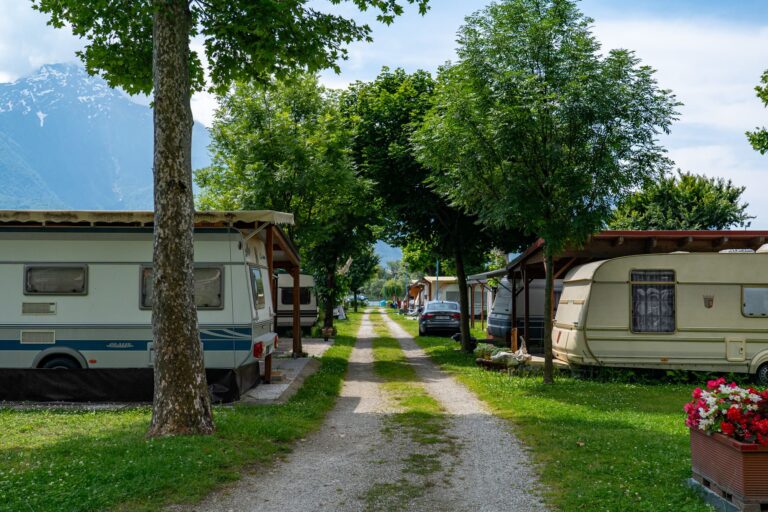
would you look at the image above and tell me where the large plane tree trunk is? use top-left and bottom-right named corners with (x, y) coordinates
top-left (147, 0), bottom-right (214, 437)
top-left (542, 244), bottom-right (555, 385)
top-left (454, 244), bottom-right (474, 353)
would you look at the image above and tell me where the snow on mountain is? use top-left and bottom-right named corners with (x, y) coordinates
top-left (0, 63), bottom-right (211, 210)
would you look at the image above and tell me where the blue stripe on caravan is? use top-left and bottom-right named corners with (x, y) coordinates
top-left (0, 338), bottom-right (253, 352)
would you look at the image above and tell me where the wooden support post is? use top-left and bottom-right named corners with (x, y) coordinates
top-left (291, 265), bottom-right (302, 358)
top-left (470, 284), bottom-right (475, 328)
top-left (523, 267), bottom-right (530, 347)
top-left (480, 285), bottom-right (486, 331)
top-left (263, 353), bottom-right (272, 384)
top-left (509, 273), bottom-right (516, 350)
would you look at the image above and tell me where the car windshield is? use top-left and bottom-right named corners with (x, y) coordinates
top-left (426, 302), bottom-right (459, 312)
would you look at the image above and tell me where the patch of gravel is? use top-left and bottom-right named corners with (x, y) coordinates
top-left (381, 312), bottom-right (549, 512)
top-left (184, 311), bottom-right (412, 512)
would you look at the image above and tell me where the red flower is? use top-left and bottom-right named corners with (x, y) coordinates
top-left (721, 422), bottom-right (736, 436)
top-left (707, 377), bottom-right (726, 390)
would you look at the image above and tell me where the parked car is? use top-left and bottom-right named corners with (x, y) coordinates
top-left (418, 300), bottom-right (461, 336)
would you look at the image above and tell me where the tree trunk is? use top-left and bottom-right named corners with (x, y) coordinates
top-left (324, 269), bottom-right (336, 329)
top-left (454, 245), bottom-right (474, 353)
top-left (147, 0), bottom-right (214, 437)
top-left (542, 244), bottom-right (555, 384)
top-left (353, 290), bottom-right (358, 312)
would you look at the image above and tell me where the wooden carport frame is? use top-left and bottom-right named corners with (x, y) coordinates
top-left (265, 225), bottom-right (303, 361)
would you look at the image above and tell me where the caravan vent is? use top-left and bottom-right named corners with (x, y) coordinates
top-left (20, 330), bottom-right (55, 344)
top-left (22, 302), bottom-right (57, 315)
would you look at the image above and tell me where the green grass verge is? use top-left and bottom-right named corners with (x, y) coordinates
top-left (0, 313), bottom-right (363, 512)
top-left (389, 312), bottom-right (711, 512)
top-left (363, 313), bottom-right (457, 511)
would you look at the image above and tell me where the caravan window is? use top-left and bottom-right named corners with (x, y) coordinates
top-left (25, 265), bottom-right (87, 295)
top-left (743, 287), bottom-right (768, 317)
top-left (249, 266), bottom-right (267, 309)
top-left (140, 266), bottom-right (224, 309)
top-left (630, 270), bottom-right (675, 333)
top-left (281, 287), bottom-right (312, 305)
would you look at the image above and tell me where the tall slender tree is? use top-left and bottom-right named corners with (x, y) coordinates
top-left (343, 68), bottom-right (518, 352)
top-left (196, 74), bottom-right (376, 332)
top-left (33, 0), bottom-right (429, 436)
top-left (414, 0), bottom-right (679, 382)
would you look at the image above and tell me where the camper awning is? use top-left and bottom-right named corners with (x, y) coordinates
top-left (467, 268), bottom-right (508, 284)
top-left (0, 210), bottom-right (294, 228)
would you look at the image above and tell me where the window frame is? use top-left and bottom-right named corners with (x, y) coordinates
top-left (23, 264), bottom-right (88, 296)
top-left (629, 269), bottom-right (677, 334)
top-left (249, 265), bottom-right (268, 312)
top-left (741, 286), bottom-right (768, 318)
top-left (280, 286), bottom-right (312, 306)
top-left (139, 264), bottom-right (225, 311)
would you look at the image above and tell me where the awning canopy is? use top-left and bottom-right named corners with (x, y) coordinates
top-left (0, 210), bottom-right (294, 228)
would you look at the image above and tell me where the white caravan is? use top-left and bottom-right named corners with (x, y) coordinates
top-left (0, 211), bottom-right (293, 381)
top-left (276, 273), bottom-right (318, 331)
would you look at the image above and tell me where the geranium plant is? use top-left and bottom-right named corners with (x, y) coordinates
top-left (684, 377), bottom-right (768, 445)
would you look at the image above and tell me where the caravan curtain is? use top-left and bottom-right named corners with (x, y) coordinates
top-left (631, 270), bottom-right (675, 333)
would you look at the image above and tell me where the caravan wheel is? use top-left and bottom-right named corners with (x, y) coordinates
top-left (40, 356), bottom-right (81, 370)
top-left (756, 363), bottom-right (768, 387)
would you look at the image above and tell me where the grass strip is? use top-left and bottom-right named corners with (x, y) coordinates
top-left (363, 312), bottom-right (457, 511)
top-left (0, 313), bottom-right (362, 512)
top-left (388, 312), bottom-right (711, 512)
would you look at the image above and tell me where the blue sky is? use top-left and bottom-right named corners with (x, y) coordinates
top-left (1, 0), bottom-right (767, 227)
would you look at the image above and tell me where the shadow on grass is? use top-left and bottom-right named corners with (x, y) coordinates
top-left (0, 329), bottom-right (360, 512)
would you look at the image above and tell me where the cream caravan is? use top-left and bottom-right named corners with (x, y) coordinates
top-left (552, 251), bottom-right (768, 383)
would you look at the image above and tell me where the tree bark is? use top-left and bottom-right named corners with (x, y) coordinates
top-left (147, 0), bottom-right (214, 437)
top-left (454, 245), bottom-right (474, 353)
top-left (542, 244), bottom-right (554, 384)
top-left (353, 290), bottom-right (358, 312)
top-left (324, 268), bottom-right (336, 329)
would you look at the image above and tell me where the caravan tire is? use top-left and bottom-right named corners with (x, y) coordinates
top-left (756, 363), bottom-right (768, 387)
top-left (40, 356), bottom-right (81, 370)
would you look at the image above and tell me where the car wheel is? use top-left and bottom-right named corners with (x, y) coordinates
top-left (40, 357), bottom-right (80, 369)
top-left (419, 324), bottom-right (426, 336)
top-left (756, 363), bottom-right (768, 387)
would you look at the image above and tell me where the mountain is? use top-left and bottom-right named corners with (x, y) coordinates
top-left (375, 240), bottom-right (402, 264)
top-left (0, 63), bottom-right (210, 210)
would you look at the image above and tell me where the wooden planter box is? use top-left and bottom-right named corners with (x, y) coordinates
top-left (690, 428), bottom-right (768, 511)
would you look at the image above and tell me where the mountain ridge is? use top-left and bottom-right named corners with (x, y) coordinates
top-left (0, 63), bottom-right (211, 210)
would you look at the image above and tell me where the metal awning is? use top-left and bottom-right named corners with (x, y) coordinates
top-left (0, 210), bottom-right (294, 228)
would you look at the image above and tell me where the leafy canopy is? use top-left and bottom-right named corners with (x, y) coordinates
top-left (609, 171), bottom-right (753, 230)
top-left (32, 0), bottom-right (430, 95)
top-left (747, 70), bottom-right (768, 154)
top-left (413, 0), bottom-right (679, 254)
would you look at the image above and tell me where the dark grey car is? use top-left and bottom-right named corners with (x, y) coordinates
top-left (418, 300), bottom-right (461, 336)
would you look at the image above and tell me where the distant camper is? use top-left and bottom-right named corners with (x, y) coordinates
top-left (276, 273), bottom-right (318, 332)
top-left (487, 277), bottom-right (562, 352)
top-left (552, 251), bottom-right (768, 384)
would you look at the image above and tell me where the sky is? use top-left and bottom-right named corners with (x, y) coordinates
top-left (1, 0), bottom-right (767, 226)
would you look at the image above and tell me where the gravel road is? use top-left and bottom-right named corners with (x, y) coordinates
top-left (184, 310), bottom-right (547, 511)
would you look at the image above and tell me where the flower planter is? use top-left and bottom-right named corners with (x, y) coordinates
top-left (690, 428), bottom-right (768, 511)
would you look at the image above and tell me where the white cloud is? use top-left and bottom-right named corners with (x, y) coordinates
top-left (593, 18), bottom-right (768, 227)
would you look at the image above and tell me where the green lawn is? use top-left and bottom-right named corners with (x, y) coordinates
top-left (389, 313), bottom-right (711, 512)
top-left (0, 313), bottom-right (362, 512)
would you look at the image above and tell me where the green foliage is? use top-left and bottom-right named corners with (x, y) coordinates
top-left (347, 244), bottom-right (380, 300)
top-left (32, 0), bottom-right (430, 95)
top-left (747, 70), bottom-right (768, 154)
top-left (610, 171), bottom-right (753, 230)
top-left (381, 278), bottom-right (404, 299)
top-left (195, 74), bottom-right (377, 311)
top-left (415, 0), bottom-right (679, 254)
top-left (0, 313), bottom-right (363, 512)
